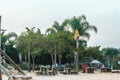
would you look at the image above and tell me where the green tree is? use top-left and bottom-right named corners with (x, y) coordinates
top-left (44, 32), bottom-right (57, 69)
top-left (46, 21), bottom-right (67, 34)
top-left (102, 47), bottom-right (119, 69)
top-left (55, 31), bottom-right (73, 68)
top-left (45, 29), bottom-right (73, 69)
top-left (1, 32), bottom-right (17, 50)
top-left (64, 15), bottom-right (98, 70)
top-left (1, 32), bottom-right (19, 63)
top-left (79, 46), bottom-right (102, 61)
top-left (45, 21), bottom-right (67, 69)
top-left (17, 27), bottom-right (43, 71)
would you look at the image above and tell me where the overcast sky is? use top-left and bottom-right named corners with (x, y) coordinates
top-left (0, 0), bottom-right (120, 48)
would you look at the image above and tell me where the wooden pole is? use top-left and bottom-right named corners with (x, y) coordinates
top-left (0, 70), bottom-right (2, 80)
top-left (0, 53), bottom-right (2, 80)
top-left (0, 15), bottom-right (2, 80)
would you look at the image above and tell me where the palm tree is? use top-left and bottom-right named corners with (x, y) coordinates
top-left (44, 33), bottom-right (56, 69)
top-left (17, 27), bottom-right (32, 71)
top-left (68, 15), bottom-right (97, 39)
top-left (46, 21), bottom-right (62, 69)
top-left (1, 32), bottom-right (17, 51)
top-left (64, 15), bottom-right (97, 71)
top-left (46, 21), bottom-right (67, 34)
top-left (17, 27), bottom-right (43, 71)
top-left (56, 31), bottom-right (72, 68)
top-left (46, 20), bottom-right (70, 70)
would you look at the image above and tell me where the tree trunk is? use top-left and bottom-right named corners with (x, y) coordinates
top-left (51, 54), bottom-right (54, 69)
top-left (74, 38), bottom-right (79, 72)
top-left (28, 50), bottom-right (31, 72)
top-left (25, 55), bottom-right (27, 62)
top-left (107, 56), bottom-right (110, 68)
top-left (58, 47), bottom-right (61, 69)
top-left (32, 56), bottom-right (35, 72)
top-left (54, 45), bottom-right (57, 68)
top-left (59, 57), bottom-right (61, 69)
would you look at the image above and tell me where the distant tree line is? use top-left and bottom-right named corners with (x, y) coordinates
top-left (1, 15), bottom-right (120, 71)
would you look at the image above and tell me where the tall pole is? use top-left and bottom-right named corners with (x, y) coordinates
top-left (0, 16), bottom-right (1, 48)
top-left (0, 15), bottom-right (2, 80)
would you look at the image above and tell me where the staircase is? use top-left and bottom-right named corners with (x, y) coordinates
top-left (0, 49), bottom-right (32, 80)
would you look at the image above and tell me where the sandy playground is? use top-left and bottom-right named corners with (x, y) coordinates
top-left (2, 72), bottom-right (120, 80)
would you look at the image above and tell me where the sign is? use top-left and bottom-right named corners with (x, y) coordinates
top-left (74, 29), bottom-right (80, 40)
top-left (118, 61), bottom-right (120, 64)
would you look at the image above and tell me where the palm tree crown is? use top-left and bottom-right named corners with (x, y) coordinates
top-left (68, 15), bottom-right (97, 39)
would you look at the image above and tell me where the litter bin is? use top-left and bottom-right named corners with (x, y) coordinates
top-left (82, 64), bottom-right (87, 73)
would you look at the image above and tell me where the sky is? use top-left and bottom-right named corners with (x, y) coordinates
top-left (0, 0), bottom-right (120, 49)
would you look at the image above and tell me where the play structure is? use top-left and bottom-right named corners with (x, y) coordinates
top-left (0, 49), bottom-right (32, 80)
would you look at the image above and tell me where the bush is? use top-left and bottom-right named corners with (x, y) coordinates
top-left (19, 61), bottom-right (29, 70)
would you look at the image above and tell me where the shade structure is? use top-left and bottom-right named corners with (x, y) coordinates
top-left (91, 60), bottom-right (101, 64)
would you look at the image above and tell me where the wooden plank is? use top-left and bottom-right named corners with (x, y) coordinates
top-left (0, 70), bottom-right (2, 80)
top-left (13, 75), bottom-right (32, 79)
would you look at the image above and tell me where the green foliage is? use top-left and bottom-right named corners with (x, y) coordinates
top-left (67, 15), bottom-right (97, 39)
top-left (17, 27), bottom-right (44, 71)
top-left (1, 32), bottom-right (19, 63)
top-left (3, 15), bottom-right (100, 69)
top-left (101, 47), bottom-right (120, 68)
top-left (17, 27), bottom-right (44, 56)
top-left (78, 46), bottom-right (103, 62)
top-left (31, 48), bottom-right (43, 58)
top-left (1, 32), bottom-right (17, 49)
top-left (19, 61), bottom-right (29, 70)
top-left (102, 47), bottom-right (119, 58)
top-left (5, 43), bottom-right (19, 63)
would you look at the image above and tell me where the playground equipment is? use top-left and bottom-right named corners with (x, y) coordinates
top-left (0, 49), bottom-right (32, 80)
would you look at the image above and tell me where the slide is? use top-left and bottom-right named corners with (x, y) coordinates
top-left (0, 49), bottom-right (32, 80)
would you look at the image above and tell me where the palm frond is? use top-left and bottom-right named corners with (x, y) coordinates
top-left (7, 32), bottom-right (17, 38)
top-left (52, 21), bottom-right (60, 30)
top-left (82, 32), bottom-right (90, 40)
top-left (25, 27), bottom-right (30, 32)
top-left (89, 25), bottom-right (97, 33)
top-left (46, 28), bottom-right (56, 34)
top-left (62, 19), bottom-right (69, 27)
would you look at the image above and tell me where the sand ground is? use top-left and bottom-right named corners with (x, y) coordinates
top-left (2, 72), bottom-right (120, 80)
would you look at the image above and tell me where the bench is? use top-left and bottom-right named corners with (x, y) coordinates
top-left (101, 67), bottom-right (111, 72)
top-left (111, 70), bottom-right (120, 73)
